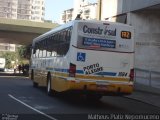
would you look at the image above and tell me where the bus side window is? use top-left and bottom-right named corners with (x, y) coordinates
top-left (57, 32), bottom-right (70, 56)
top-left (59, 31), bottom-right (63, 42)
top-left (32, 49), bottom-right (36, 58)
top-left (34, 42), bottom-right (39, 58)
top-left (63, 30), bottom-right (67, 41)
top-left (43, 39), bottom-right (47, 57)
top-left (57, 43), bottom-right (64, 56)
top-left (46, 35), bottom-right (53, 54)
top-left (46, 51), bottom-right (52, 57)
top-left (51, 51), bottom-right (57, 57)
top-left (42, 50), bottom-right (47, 57)
top-left (56, 33), bottom-right (60, 41)
top-left (46, 37), bottom-right (51, 57)
top-left (32, 44), bottom-right (36, 58)
top-left (56, 27), bottom-right (72, 56)
top-left (65, 29), bottom-right (71, 41)
top-left (35, 49), bottom-right (39, 58)
top-left (39, 50), bottom-right (43, 58)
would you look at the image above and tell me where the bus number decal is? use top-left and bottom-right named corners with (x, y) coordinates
top-left (83, 63), bottom-right (103, 75)
top-left (118, 72), bottom-right (128, 77)
top-left (121, 31), bottom-right (131, 39)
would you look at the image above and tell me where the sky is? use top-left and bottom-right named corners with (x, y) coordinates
top-left (45, 0), bottom-right (97, 22)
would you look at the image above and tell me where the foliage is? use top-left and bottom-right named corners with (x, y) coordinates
top-left (0, 51), bottom-right (17, 68)
top-left (0, 44), bottom-right (31, 69)
top-left (18, 45), bottom-right (26, 58)
top-left (17, 44), bottom-right (31, 60)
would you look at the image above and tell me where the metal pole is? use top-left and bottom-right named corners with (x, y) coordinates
top-left (149, 70), bottom-right (152, 86)
top-left (134, 69), bottom-right (136, 82)
top-left (149, 34), bottom-right (152, 87)
top-left (98, 0), bottom-right (102, 20)
top-left (99, 0), bottom-right (102, 20)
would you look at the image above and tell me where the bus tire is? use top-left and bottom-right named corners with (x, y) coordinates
top-left (31, 70), bottom-right (38, 88)
top-left (47, 74), bottom-right (53, 96)
top-left (33, 82), bottom-right (38, 88)
top-left (31, 70), bottom-right (34, 80)
top-left (47, 74), bottom-right (57, 96)
top-left (86, 94), bottom-right (103, 101)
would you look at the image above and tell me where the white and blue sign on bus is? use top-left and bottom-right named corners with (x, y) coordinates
top-left (77, 52), bottom-right (86, 62)
top-left (83, 37), bottom-right (116, 48)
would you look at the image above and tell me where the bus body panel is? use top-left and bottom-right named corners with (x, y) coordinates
top-left (67, 46), bottom-right (134, 94)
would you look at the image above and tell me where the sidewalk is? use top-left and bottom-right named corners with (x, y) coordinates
top-left (126, 82), bottom-right (160, 108)
top-left (127, 69), bottom-right (160, 108)
top-left (135, 69), bottom-right (160, 89)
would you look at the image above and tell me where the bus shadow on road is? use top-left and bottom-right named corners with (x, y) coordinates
top-left (57, 93), bottom-right (125, 112)
top-left (36, 88), bottom-right (126, 112)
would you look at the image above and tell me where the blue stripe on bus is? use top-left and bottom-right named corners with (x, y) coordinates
top-left (54, 68), bottom-right (68, 73)
top-left (54, 68), bottom-right (84, 74)
top-left (95, 72), bottom-right (117, 76)
top-left (46, 68), bottom-right (116, 76)
top-left (46, 68), bottom-right (54, 71)
top-left (76, 70), bottom-right (84, 74)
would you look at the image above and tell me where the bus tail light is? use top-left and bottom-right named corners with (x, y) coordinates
top-left (129, 69), bottom-right (134, 81)
top-left (69, 63), bottom-right (76, 77)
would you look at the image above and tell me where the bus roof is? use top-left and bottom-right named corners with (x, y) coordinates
top-left (32, 20), bottom-right (133, 44)
top-left (32, 20), bottom-right (75, 43)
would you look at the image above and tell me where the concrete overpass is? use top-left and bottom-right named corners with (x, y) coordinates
top-left (0, 18), bottom-right (59, 45)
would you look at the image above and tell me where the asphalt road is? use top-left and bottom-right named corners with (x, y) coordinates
top-left (0, 72), bottom-right (160, 120)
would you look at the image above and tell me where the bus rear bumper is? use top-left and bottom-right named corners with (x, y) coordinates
top-left (68, 80), bottom-right (134, 95)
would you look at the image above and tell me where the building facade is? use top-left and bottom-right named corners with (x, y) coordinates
top-left (0, 0), bottom-right (18, 19)
top-left (0, 0), bottom-right (45, 22)
top-left (81, 3), bottom-right (97, 20)
top-left (0, 0), bottom-right (45, 52)
top-left (60, 0), bottom-right (97, 24)
top-left (61, 8), bottom-right (74, 24)
top-left (0, 43), bottom-right (15, 52)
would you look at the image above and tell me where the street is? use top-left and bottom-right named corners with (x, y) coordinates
top-left (0, 72), bottom-right (160, 120)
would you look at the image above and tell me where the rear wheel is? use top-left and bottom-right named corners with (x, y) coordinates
top-left (33, 82), bottom-right (38, 88)
top-left (47, 75), bottom-right (52, 96)
top-left (31, 70), bottom-right (38, 88)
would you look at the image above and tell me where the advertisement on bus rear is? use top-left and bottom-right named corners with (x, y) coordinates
top-left (77, 22), bottom-right (134, 53)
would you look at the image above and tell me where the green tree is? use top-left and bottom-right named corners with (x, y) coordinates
top-left (0, 44), bottom-right (31, 68)
top-left (17, 44), bottom-right (31, 60)
top-left (1, 51), bottom-right (17, 68)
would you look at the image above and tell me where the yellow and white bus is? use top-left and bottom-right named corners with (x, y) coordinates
top-left (30, 20), bottom-right (134, 100)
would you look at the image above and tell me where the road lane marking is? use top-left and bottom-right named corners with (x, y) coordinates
top-left (8, 94), bottom-right (57, 120)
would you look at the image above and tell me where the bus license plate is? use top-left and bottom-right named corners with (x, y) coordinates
top-left (97, 85), bottom-right (107, 90)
